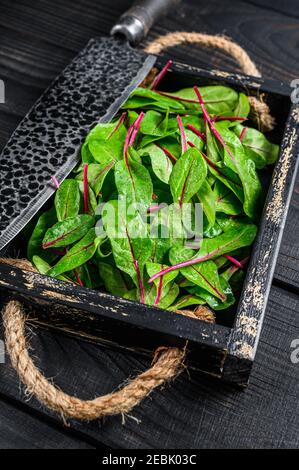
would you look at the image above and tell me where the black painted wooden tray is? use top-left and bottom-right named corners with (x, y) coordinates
top-left (1, 61), bottom-right (298, 386)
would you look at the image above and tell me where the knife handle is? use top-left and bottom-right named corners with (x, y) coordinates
top-left (111, 0), bottom-right (181, 46)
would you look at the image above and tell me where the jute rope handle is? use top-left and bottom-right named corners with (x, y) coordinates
top-left (0, 258), bottom-right (214, 421)
top-left (145, 32), bottom-right (275, 132)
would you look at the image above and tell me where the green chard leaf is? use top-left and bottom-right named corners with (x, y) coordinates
top-left (123, 87), bottom-right (185, 112)
top-left (78, 182), bottom-right (98, 215)
top-left (169, 295), bottom-right (206, 311)
top-left (234, 93), bottom-right (250, 118)
top-left (26, 82), bottom-right (280, 314)
top-left (32, 256), bottom-right (71, 283)
top-left (197, 223), bottom-right (257, 259)
top-left (27, 208), bottom-right (57, 262)
top-left (143, 279), bottom-right (179, 309)
top-left (146, 262), bottom-right (178, 289)
top-left (206, 121), bottom-right (221, 162)
top-left (169, 246), bottom-right (226, 301)
top-left (77, 162), bottom-right (115, 197)
top-left (114, 151), bottom-right (153, 212)
top-left (214, 180), bottom-right (243, 215)
top-left (102, 201), bottom-right (151, 301)
top-left (140, 144), bottom-right (173, 184)
top-left (160, 86), bottom-right (239, 115)
top-left (140, 110), bottom-right (169, 136)
top-left (214, 123), bottom-right (263, 219)
top-left (195, 181), bottom-right (216, 227)
top-left (150, 236), bottom-right (172, 264)
top-left (86, 122), bottom-right (127, 164)
top-left (98, 262), bottom-right (135, 298)
top-left (187, 276), bottom-right (235, 311)
top-left (81, 141), bottom-right (94, 164)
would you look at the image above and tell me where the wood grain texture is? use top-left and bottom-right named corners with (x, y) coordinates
top-left (274, 181), bottom-right (299, 291)
top-left (0, 0), bottom-right (299, 448)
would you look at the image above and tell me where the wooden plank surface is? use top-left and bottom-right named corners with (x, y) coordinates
top-left (0, 0), bottom-right (298, 449)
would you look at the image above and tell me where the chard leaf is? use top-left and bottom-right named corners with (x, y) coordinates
top-left (196, 223), bottom-right (257, 259)
top-left (234, 93), bottom-right (250, 118)
top-left (182, 261), bottom-right (226, 301)
top-left (54, 179), bottom-right (80, 222)
top-left (98, 262), bottom-right (135, 297)
top-left (114, 153), bottom-right (153, 212)
top-left (196, 181), bottom-right (216, 227)
top-left (144, 280), bottom-right (179, 309)
top-left (78, 182), bottom-right (98, 215)
top-left (77, 162), bottom-right (115, 197)
top-left (140, 144), bottom-right (173, 184)
top-left (188, 276), bottom-right (235, 310)
top-left (140, 129), bottom-right (178, 148)
top-left (47, 229), bottom-right (100, 277)
top-left (203, 221), bottom-right (223, 238)
top-left (148, 224), bottom-right (257, 283)
top-left (81, 142), bottom-right (93, 164)
top-left (185, 128), bottom-right (205, 149)
top-left (215, 124), bottom-right (262, 219)
top-left (234, 124), bottom-right (280, 168)
top-left (206, 121), bottom-right (221, 162)
top-left (125, 87), bottom-right (185, 111)
top-left (32, 256), bottom-right (71, 282)
top-left (169, 295), bottom-right (205, 310)
top-left (214, 180), bottom-right (243, 215)
top-left (73, 263), bottom-right (102, 289)
top-left (161, 86), bottom-right (239, 115)
top-left (207, 159), bottom-right (244, 203)
top-left (181, 115), bottom-right (204, 130)
top-left (169, 246), bottom-right (226, 300)
top-left (155, 137), bottom-right (181, 159)
top-left (42, 215), bottom-right (95, 249)
top-left (86, 122), bottom-right (127, 163)
top-left (157, 282), bottom-right (180, 309)
top-left (150, 236), bottom-right (172, 264)
top-left (216, 214), bottom-right (251, 232)
top-left (140, 110), bottom-right (168, 136)
top-left (170, 148), bottom-right (207, 205)
top-left (102, 201), bottom-right (151, 300)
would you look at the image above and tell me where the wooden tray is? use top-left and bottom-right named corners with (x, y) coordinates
top-left (1, 61), bottom-right (298, 386)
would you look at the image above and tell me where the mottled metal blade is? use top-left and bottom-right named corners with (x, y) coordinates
top-left (0, 37), bottom-right (156, 252)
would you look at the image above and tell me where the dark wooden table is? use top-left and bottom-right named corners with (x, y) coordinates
top-left (0, 0), bottom-right (299, 449)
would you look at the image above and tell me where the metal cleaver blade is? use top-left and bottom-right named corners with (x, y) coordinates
top-left (0, 37), bottom-right (156, 252)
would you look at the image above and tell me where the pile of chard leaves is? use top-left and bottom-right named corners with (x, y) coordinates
top-left (27, 73), bottom-right (279, 315)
